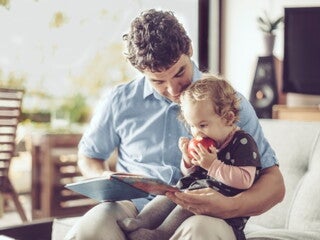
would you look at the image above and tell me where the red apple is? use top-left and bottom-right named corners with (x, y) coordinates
top-left (187, 137), bottom-right (216, 159)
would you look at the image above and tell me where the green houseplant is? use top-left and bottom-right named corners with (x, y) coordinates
top-left (257, 12), bottom-right (283, 34)
top-left (257, 12), bottom-right (283, 55)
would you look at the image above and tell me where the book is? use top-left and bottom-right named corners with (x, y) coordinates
top-left (65, 172), bottom-right (179, 202)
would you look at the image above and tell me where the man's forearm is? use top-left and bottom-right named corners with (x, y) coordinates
top-left (230, 165), bottom-right (285, 217)
top-left (165, 165), bottom-right (285, 219)
top-left (78, 154), bottom-right (107, 178)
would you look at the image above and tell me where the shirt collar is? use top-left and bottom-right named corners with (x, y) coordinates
top-left (192, 62), bottom-right (202, 83)
top-left (143, 76), bottom-right (155, 99)
top-left (143, 61), bottom-right (202, 100)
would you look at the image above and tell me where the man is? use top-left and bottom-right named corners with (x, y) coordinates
top-left (67, 9), bottom-right (285, 240)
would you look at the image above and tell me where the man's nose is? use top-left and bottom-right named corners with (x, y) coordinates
top-left (167, 81), bottom-right (181, 96)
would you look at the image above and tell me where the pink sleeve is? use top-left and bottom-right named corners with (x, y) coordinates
top-left (207, 160), bottom-right (256, 189)
top-left (180, 159), bottom-right (197, 176)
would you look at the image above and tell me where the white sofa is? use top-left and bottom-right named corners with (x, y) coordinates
top-left (52, 119), bottom-right (320, 240)
top-left (245, 119), bottom-right (320, 240)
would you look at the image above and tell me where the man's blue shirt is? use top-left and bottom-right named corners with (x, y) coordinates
top-left (79, 63), bottom-right (278, 210)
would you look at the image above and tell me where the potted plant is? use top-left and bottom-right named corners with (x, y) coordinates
top-left (257, 12), bottom-right (283, 55)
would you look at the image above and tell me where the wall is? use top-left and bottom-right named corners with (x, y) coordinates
top-left (219, 0), bottom-right (320, 103)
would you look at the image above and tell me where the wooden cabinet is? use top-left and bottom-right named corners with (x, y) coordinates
top-left (272, 105), bottom-right (320, 121)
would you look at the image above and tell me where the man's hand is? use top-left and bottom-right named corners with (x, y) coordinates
top-left (166, 188), bottom-right (234, 217)
top-left (166, 166), bottom-right (285, 219)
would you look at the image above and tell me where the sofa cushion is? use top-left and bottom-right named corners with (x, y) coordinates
top-left (248, 120), bottom-right (320, 229)
top-left (286, 131), bottom-right (320, 232)
top-left (246, 222), bottom-right (320, 240)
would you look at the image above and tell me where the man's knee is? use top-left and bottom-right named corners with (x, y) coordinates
top-left (171, 215), bottom-right (236, 240)
top-left (65, 201), bottom-right (137, 240)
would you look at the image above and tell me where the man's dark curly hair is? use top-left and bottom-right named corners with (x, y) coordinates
top-left (123, 9), bottom-right (191, 72)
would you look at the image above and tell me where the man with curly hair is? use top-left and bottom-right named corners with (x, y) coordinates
top-left (66, 9), bottom-right (284, 240)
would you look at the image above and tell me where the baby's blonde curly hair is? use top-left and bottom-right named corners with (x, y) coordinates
top-left (180, 74), bottom-right (240, 124)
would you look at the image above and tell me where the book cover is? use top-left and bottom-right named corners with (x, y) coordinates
top-left (65, 172), bottom-right (179, 202)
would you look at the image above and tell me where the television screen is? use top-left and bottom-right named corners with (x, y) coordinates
top-left (283, 7), bottom-right (320, 95)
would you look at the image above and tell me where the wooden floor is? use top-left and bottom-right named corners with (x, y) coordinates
top-left (0, 194), bottom-right (54, 240)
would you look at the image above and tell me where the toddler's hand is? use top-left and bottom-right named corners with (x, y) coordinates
top-left (191, 144), bottom-right (218, 170)
top-left (179, 137), bottom-right (193, 168)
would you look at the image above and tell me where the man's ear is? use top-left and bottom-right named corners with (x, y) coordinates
top-left (188, 45), bottom-right (193, 57)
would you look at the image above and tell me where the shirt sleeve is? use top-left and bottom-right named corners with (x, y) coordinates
top-left (78, 88), bottom-right (120, 161)
top-left (237, 93), bottom-right (278, 169)
top-left (208, 161), bottom-right (256, 189)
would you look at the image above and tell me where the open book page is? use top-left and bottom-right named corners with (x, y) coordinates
top-left (111, 174), bottom-right (179, 195)
top-left (102, 171), bottom-right (146, 179)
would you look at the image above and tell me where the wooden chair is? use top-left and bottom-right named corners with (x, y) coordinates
top-left (0, 87), bottom-right (27, 222)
